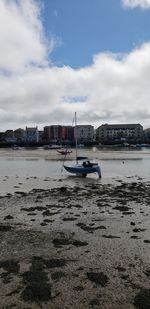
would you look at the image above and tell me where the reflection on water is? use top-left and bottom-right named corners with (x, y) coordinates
top-left (0, 147), bottom-right (150, 195)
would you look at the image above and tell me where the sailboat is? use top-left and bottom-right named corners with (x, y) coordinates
top-left (63, 112), bottom-right (101, 178)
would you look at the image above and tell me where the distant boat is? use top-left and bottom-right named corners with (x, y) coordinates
top-left (43, 144), bottom-right (61, 150)
top-left (57, 149), bottom-right (72, 155)
top-left (78, 143), bottom-right (84, 148)
top-left (11, 145), bottom-right (22, 150)
top-left (123, 142), bottom-right (130, 147)
top-left (63, 112), bottom-right (101, 178)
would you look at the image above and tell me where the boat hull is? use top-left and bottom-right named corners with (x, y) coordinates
top-left (43, 145), bottom-right (61, 150)
top-left (57, 150), bottom-right (72, 155)
top-left (63, 164), bottom-right (101, 178)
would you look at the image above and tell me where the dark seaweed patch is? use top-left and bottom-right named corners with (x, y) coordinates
top-left (21, 283), bottom-right (51, 303)
top-left (15, 191), bottom-right (27, 196)
top-left (144, 269), bottom-right (150, 277)
top-left (89, 297), bottom-right (100, 307)
top-left (133, 228), bottom-right (146, 232)
top-left (43, 210), bottom-right (60, 216)
top-left (123, 211), bottom-right (135, 215)
top-left (0, 225), bottom-right (11, 232)
top-left (53, 237), bottom-right (88, 248)
top-left (51, 271), bottom-right (66, 280)
top-left (87, 272), bottom-right (108, 287)
top-left (102, 235), bottom-right (120, 239)
top-left (21, 256), bottom-right (51, 303)
top-left (134, 289), bottom-right (150, 309)
top-left (22, 207), bottom-right (36, 212)
top-left (77, 222), bottom-right (106, 233)
top-left (62, 217), bottom-right (77, 221)
top-left (115, 266), bottom-right (126, 272)
top-left (0, 259), bottom-right (20, 274)
top-left (72, 240), bottom-right (88, 247)
top-left (43, 219), bottom-right (54, 223)
top-left (130, 221), bottom-right (136, 225)
top-left (144, 240), bottom-right (150, 243)
top-left (44, 259), bottom-right (67, 268)
top-left (113, 206), bottom-right (131, 212)
top-left (4, 215), bottom-right (13, 220)
top-left (73, 285), bottom-right (84, 291)
top-left (53, 238), bottom-right (72, 247)
top-left (40, 222), bottom-right (47, 226)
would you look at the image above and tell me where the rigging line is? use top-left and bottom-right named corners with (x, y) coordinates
top-left (74, 112), bottom-right (78, 164)
top-left (60, 114), bottom-right (75, 176)
top-left (61, 151), bottom-right (67, 175)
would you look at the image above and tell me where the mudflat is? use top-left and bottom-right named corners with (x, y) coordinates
top-left (0, 180), bottom-right (150, 308)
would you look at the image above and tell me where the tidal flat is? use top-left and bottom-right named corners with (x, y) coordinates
top-left (0, 180), bottom-right (150, 308)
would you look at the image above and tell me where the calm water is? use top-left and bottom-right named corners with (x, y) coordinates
top-left (0, 147), bottom-right (150, 195)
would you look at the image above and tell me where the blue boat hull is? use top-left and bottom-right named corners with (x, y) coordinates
top-left (63, 164), bottom-right (101, 178)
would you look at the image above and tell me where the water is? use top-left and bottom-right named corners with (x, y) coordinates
top-left (0, 157), bottom-right (62, 178)
top-left (0, 147), bottom-right (150, 195)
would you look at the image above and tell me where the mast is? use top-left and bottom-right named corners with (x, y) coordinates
top-left (75, 112), bottom-right (78, 164)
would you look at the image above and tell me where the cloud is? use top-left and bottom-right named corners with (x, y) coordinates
top-left (0, 0), bottom-right (57, 72)
top-left (122, 0), bottom-right (150, 9)
top-left (0, 0), bottom-right (150, 131)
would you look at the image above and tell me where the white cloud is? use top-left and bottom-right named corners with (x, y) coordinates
top-left (0, 0), bottom-right (57, 72)
top-left (122, 0), bottom-right (150, 9)
top-left (0, 0), bottom-right (150, 131)
top-left (1, 42), bottom-right (150, 130)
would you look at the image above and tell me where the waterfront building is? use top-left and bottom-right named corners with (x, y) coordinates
top-left (61, 126), bottom-right (74, 143)
top-left (43, 125), bottom-right (62, 143)
top-left (96, 123), bottom-right (143, 144)
top-left (38, 130), bottom-right (44, 143)
top-left (75, 125), bottom-right (94, 143)
top-left (43, 125), bottom-right (74, 143)
top-left (25, 126), bottom-right (39, 143)
top-left (144, 128), bottom-right (150, 143)
top-left (43, 126), bottom-right (51, 142)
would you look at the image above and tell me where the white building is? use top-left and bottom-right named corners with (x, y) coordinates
top-left (96, 123), bottom-right (143, 144)
top-left (74, 125), bottom-right (94, 143)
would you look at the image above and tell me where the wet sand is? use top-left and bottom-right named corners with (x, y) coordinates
top-left (0, 179), bottom-right (150, 308)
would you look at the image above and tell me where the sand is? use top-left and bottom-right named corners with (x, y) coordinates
top-left (0, 179), bottom-right (150, 309)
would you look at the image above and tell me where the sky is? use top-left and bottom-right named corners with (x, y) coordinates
top-left (1, 0), bottom-right (150, 131)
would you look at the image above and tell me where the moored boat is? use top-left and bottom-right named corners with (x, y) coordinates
top-left (43, 144), bottom-right (61, 150)
top-left (11, 145), bottom-right (22, 150)
top-left (63, 112), bottom-right (101, 178)
top-left (57, 149), bottom-right (72, 155)
top-left (64, 161), bottom-right (101, 177)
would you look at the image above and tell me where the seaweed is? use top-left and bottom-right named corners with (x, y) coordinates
top-left (134, 289), bottom-right (150, 309)
top-left (21, 256), bottom-right (51, 303)
top-left (87, 272), bottom-right (108, 287)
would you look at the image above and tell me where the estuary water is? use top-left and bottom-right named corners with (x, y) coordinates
top-left (0, 146), bottom-right (150, 195)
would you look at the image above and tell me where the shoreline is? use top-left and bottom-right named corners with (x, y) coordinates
top-left (0, 179), bottom-right (150, 308)
top-left (1, 147), bottom-right (150, 197)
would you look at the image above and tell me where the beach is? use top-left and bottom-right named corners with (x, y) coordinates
top-left (0, 168), bottom-right (150, 308)
top-left (0, 148), bottom-right (150, 308)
